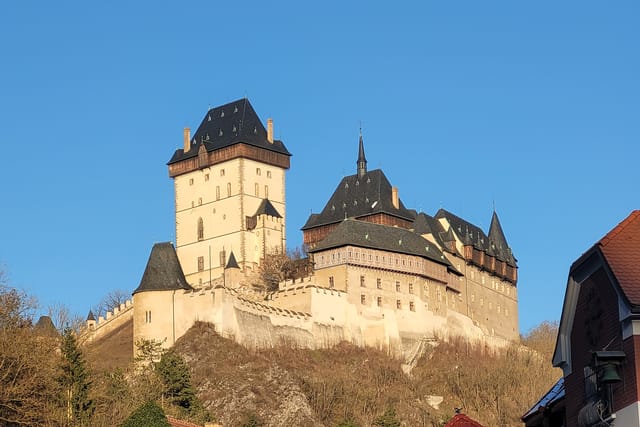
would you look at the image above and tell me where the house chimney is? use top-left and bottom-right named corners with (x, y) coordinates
top-left (267, 118), bottom-right (274, 143)
top-left (183, 127), bottom-right (191, 152)
top-left (392, 186), bottom-right (399, 209)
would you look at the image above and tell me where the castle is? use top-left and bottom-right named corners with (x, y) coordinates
top-left (85, 98), bottom-right (519, 355)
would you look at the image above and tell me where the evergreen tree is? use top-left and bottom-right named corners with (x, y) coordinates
top-left (155, 351), bottom-right (198, 411)
top-left (120, 401), bottom-right (171, 427)
top-left (59, 327), bottom-right (94, 426)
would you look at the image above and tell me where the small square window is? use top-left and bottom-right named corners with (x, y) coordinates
top-left (360, 294), bottom-right (366, 305)
top-left (409, 284), bottom-right (414, 294)
top-left (267, 171), bottom-right (272, 178)
top-left (189, 178), bottom-right (194, 185)
top-left (395, 282), bottom-right (400, 292)
top-left (360, 276), bottom-right (365, 287)
top-left (377, 296), bottom-right (382, 307)
top-left (376, 278), bottom-right (382, 289)
top-left (204, 174), bottom-right (210, 181)
top-left (256, 168), bottom-right (261, 176)
top-left (396, 300), bottom-right (401, 309)
top-left (220, 169), bottom-right (225, 176)
top-left (197, 256), bottom-right (204, 272)
top-left (409, 301), bottom-right (415, 312)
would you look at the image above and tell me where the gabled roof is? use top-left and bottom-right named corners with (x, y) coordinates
top-left (412, 212), bottom-right (459, 254)
top-left (598, 210), bottom-right (640, 307)
top-left (133, 242), bottom-right (193, 294)
top-left (436, 209), bottom-right (489, 249)
top-left (302, 169), bottom-right (415, 230)
top-left (168, 98), bottom-right (290, 165)
top-left (436, 208), bottom-right (516, 266)
top-left (308, 219), bottom-right (454, 269)
top-left (444, 413), bottom-right (485, 427)
top-left (225, 251), bottom-right (240, 269)
top-left (254, 198), bottom-right (282, 218)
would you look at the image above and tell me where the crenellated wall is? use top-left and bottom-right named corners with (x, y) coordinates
top-left (83, 299), bottom-right (134, 344)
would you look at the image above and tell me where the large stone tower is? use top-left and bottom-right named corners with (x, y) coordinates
top-left (167, 99), bottom-right (291, 287)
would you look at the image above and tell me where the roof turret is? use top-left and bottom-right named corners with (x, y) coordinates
top-left (133, 242), bottom-right (193, 294)
top-left (357, 129), bottom-right (367, 179)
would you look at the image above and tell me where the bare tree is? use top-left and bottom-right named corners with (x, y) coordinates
top-left (47, 302), bottom-right (84, 333)
top-left (93, 289), bottom-right (130, 319)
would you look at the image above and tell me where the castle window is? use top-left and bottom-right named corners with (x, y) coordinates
top-left (255, 183), bottom-right (259, 197)
top-left (376, 278), bottom-right (382, 289)
top-left (264, 185), bottom-right (269, 198)
top-left (189, 178), bottom-right (194, 185)
top-left (227, 183), bottom-right (231, 197)
top-left (216, 186), bottom-right (220, 200)
top-left (409, 284), bottom-right (414, 294)
top-left (267, 170), bottom-right (272, 178)
top-left (396, 281), bottom-right (400, 292)
top-left (480, 297), bottom-right (484, 307)
top-left (377, 296), bottom-right (382, 307)
top-left (256, 168), bottom-right (261, 176)
top-left (329, 276), bottom-right (334, 288)
top-left (360, 294), bottom-right (366, 305)
top-left (197, 256), bottom-right (204, 272)
top-left (360, 276), bottom-right (365, 287)
top-left (409, 302), bottom-right (415, 312)
top-left (205, 174), bottom-right (210, 181)
top-left (396, 300), bottom-right (402, 309)
top-left (471, 293), bottom-right (475, 303)
top-left (145, 310), bottom-right (152, 323)
top-left (197, 218), bottom-right (204, 241)
top-left (198, 197), bottom-right (202, 206)
top-left (219, 250), bottom-right (226, 267)
top-left (220, 169), bottom-right (225, 176)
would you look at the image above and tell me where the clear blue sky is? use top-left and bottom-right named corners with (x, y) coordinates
top-left (1, 1), bottom-right (638, 334)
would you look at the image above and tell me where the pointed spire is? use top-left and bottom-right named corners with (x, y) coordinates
top-left (357, 127), bottom-right (367, 178)
top-left (86, 310), bottom-right (96, 321)
top-left (488, 210), bottom-right (515, 264)
top-left (225, 251), bottom-right (240, 269)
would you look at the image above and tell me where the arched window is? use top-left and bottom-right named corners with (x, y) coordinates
top-left (227, 182), bottom-right (231, 197)
top-left (197, 218), bottom-right (204, 241)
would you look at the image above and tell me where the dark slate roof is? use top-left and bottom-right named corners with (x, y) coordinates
top-left (168, 98), bottom-right (290, 165)
top-left (521, 377), bottom-right (565, 421)
top-left (34, 315), bottom-right (58, 337)
top-left (133, 242), bottom-right (193, 294)
top-left (488, 211), bottom-right (516, 265)
top-left (308, 219), bottom-right (453, 268)
top-left (86, 310), bottom-right (96, 321)
top-left (302, 169), bottom-right (415, 230)
top-left (436, 208), bottom-right (517, 266)
top-left (412, 212), bottom-right (458, 254)
top-left (254, 199), bottom-right (282, 218)
top-left (225, 251), bottom-right (240, 269)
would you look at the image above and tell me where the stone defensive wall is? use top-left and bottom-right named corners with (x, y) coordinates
top-left (83, 299), bottom-right (134, 344)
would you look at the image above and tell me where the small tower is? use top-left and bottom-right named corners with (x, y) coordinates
top-left (86, 310), bottom-right (96, 330)
top-left (357, 128), bottom-right (367, 178)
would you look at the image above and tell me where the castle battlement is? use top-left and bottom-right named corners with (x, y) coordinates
top-left (84, 298), bottom-right (134, 343)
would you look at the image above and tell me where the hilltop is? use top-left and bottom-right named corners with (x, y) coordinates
top-left (87, 320), bottom-right (559, 426)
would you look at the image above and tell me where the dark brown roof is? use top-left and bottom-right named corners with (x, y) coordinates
top-left (598, 210), bottom-right (640, 306)
top-left (133, 242), bottom-right (193, 294)
top-left (168, 98), bottom-right (290, 165)
top-left (309, 219), bottom-right (453, 269)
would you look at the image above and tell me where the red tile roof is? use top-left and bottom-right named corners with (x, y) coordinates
top-left (166, 415), bottom-right (203, 427)
top-left (598, 210), bottom-right (640, 306)
top-left (444, 413), bottom-right (485, 427)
